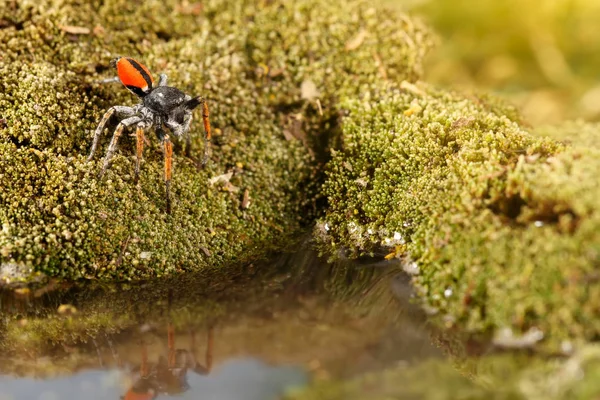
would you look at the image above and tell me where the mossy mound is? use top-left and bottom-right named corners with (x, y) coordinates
top-left (316, 82), bottom-right (600, 349)
top-left (0, 0), bottom-right (433, 280)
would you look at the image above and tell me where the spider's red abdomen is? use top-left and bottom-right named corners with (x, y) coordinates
top-left (115, 57), bottom-right (154, 97)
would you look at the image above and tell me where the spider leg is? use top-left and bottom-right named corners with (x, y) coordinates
top-left (88, 106), bottom-right (136, 162)
top-left (200, 99), bottom-right (211, 166)
top-left (163, 134), bottom-right (174, 214)
top-left (164, 114), bottom-right (190, 137)
top-left (99, 116), bottom-right (142, 178)
top-left (95, 76), bottom-right (120, 85)
top-left (157, 73), bottom-right (168, 87)
top-left (88, 108), bottom-right (115, 162)
top-left (134, 123), bottom-right (146, 184)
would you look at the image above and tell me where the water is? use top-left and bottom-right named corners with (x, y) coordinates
top-left (0, 359), bottom-right (307, 400)
top-left (0, 246), bottom-right (444, 399)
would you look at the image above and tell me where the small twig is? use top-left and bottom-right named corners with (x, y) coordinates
top-left (115, 234), bottom-right (131, 266)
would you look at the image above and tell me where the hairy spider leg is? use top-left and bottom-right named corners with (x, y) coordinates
top-left (100, 116), bottom-right (143, 178)
top-left (96, 76), bottom-right (121, 84)
top-left (157, 73), bottom-right (168, 87)
top-left (135, 124), bottom-right (146, 184)
top-left (201, 100), bottom-right (211, 165)
top-left (163, 134), bottom-right (174, 214)
top-left (88, 106), bottom-right (137, 162)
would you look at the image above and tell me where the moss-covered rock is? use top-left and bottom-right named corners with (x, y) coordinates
top-left (0, 0), bottom-right (433, 280)
top-left (315, 81), bottom-right (600, 350)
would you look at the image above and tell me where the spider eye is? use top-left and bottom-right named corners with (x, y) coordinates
top-left (115, 57), bottom-right (155, 97)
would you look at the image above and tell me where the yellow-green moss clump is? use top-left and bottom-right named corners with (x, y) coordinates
top-left (411, 0), bottom-right (600, 124)
top-left (0, 0), bottom-right (433, 280)
top-left (316, 81), bottom-right (600, 350)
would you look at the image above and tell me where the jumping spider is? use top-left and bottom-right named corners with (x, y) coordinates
top-left (88, 57), bottom-right (211, 214)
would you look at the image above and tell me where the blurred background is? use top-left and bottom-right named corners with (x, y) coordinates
top-left (398, 0), bottom-right (600, 125)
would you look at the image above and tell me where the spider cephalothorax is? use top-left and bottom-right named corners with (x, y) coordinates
top-left (88, 57), bottom-right (211, 214)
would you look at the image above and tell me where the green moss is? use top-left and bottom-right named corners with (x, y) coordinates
top-left (409, 0), bottom-right (600, 123)
top-left (0, 0), bottom-right (433, 280)
top-left (316, 82), bottom-right (600, 350)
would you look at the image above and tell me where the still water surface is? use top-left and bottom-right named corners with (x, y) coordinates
top-left (0, 247), bottom-right (443, 399)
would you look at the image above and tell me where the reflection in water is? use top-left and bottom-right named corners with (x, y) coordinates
top-left (0, 359), bottom-right (308, 400)
top-left (111, 289), bottom-right (215, 399)
top-left (120, 324), bottom-right (213, 399)
top-left (0, 244), bottom-right (444, 399)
